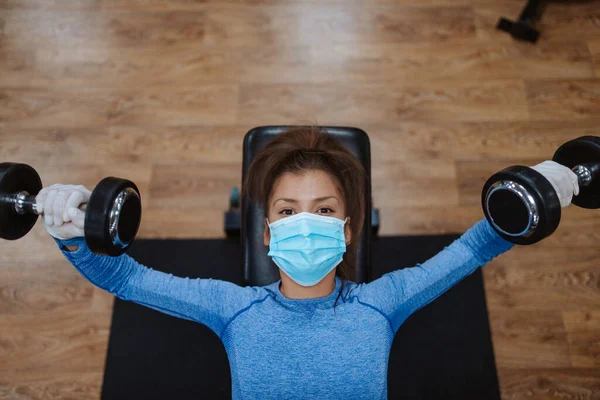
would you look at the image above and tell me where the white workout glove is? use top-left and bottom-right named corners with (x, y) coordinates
top-left (35, 184), bottom-right (92, 240)
top-left (530, 160), bottom-right (580, 208)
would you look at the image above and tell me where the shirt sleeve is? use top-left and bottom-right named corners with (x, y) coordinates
top-left (53, 236), bottom-right (264, 338)
top-left (351, 218), bottom-right (514, 335)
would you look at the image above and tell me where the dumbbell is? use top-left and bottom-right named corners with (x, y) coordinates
top-left (482, 136), bottom-right (600, 245)
top-left (0, 162), bottom-right (142, 256)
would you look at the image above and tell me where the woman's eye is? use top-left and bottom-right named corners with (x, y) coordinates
top-left (279, 208), bottom-right (332, 215)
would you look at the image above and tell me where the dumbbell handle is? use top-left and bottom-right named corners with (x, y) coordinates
top-left (1, 191), bottom-right (87, 216)
top-left (572, 164), bottom-right (599, 188)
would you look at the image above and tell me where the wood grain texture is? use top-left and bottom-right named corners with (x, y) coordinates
top-left (237, 81), bottom-right (529, 125)
top-left (474, 1), bottom-right (600, 43)
top-left (0, 371), bottom-right (105, 400)
top-left (0, 0), bottom-right (476, 12)
top-left (202, 5), bottom-right (477, 47)
top-left (589, 40), bottom-right (600, 78)
top-left (1, 0), bottom-right (599, 399)
top-left (526, 80), bottom-right (600, 121)
top-left (0, 86), bottom-right (240, 128)
top-left (497, 368), bottom-right (600, 400)
top-left (0, 10), bottom-right (206, 49)
top-left (489, 310), bottom-right (571, 369)
top-left (311, 40), bottom-right (594, 83)
top-left (563, 311), bottom-right (600, 368)
top-left (149, 163), bottom-right (240, 209)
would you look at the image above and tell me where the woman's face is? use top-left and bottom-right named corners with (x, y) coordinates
top-left (263, 169), bottom-right (352, 246)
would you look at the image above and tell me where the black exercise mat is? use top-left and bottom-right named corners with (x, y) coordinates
top-left (101, 236), bottom-right (501, 400)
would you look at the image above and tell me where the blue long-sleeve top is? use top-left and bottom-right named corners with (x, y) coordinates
top-left (54, 218), bottom-right (513, 400)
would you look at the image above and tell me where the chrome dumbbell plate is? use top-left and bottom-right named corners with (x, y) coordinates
top-left (85, 177), bottom-right (142, 256)
top-left (482, 165), bottom-right (562, 245)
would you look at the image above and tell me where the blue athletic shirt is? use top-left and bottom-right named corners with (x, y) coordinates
top-left (54, 218), bottom-right (513, 399)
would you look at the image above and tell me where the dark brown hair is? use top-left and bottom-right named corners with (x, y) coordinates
top-left (242, 126), bottom-right (367, 310)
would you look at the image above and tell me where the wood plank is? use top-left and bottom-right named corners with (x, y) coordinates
top-left (22, 38), bottom-right (592, 90)
top-left (136, 207), bottom-right (227, 238)
top-left (0, 371), bottom-right (104, 400)
top-left (488, 310), bottom-right (571, 369)
top-left (0, 311), bottom-right (110, 371)
top-left (0, 45), bottom-right (314, 89)
top-left (0, 10), bottom-right (206, 50)
top-left (364, 119), bottom-right (600, 162)
top-left (372, 160), bottom-right (458, 208)
top-left (0, 0), bottom-right (474, 12)
top-left (0, 86), bottom-right (239, 128)
top-left (237, 81), bottom-right (529, 126)
top-left (526, 80), bottom-right (600, 121)
top-left (0, 6), bottom-right (476, 50)
top-left (108, 125), bottom-right (246, 164)
top-left (0, 265), bottom-right (95, 315)
top-left (376, 205), bottom-right (484, 235)
top-left (0, 125), bottom-right (246, 165)
top-left (484, 251), bottom-right (600, 312)
top-left (148, 163), bottom-right (240, 209)
top-left (590, 40), bottom-right (600, 78)
top-left (0, 127), bottom-right (112, 167)
top-left (482, 242), bottom-right (600, 312)
top-left (497, 368), bottom-right (600, 399)
top-left (1, 222), bottom-right (72, 264)
top-left (563, 311), bottom-right (600, 368)
top-left (311, 40), bottom-right (594, 83)
top-left (537, 2), bottom-right (600, 41)
top-left (485, 285), bottom-right (600, 313)
top-left (202, 5), bottom-right (476, 47)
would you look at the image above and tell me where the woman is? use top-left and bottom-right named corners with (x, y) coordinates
top-left (39, 126), bottom-right (579, 399)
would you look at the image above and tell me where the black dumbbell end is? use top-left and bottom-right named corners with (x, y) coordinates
top-left (85, 177), bottom-right (142, 256)
top-left (482, 166), bottom-right (561, 245)
top-left (0, 163), bottom-right (42, 240)
top-left (553, 136), bottom-right (600, 209)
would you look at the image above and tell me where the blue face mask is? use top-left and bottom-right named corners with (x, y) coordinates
top-left (267, 212), bottom-right (348, 287)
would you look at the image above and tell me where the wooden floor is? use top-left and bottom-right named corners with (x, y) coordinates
top-left (1, 0), bottom-right (599, 398)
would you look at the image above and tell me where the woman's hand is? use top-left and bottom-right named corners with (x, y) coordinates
top-left (35, 184), bottom-right (92, 240)
top-left (530, 160), bottom-right (580, 208)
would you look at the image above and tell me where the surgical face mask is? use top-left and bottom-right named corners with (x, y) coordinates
top-left (266, 212), bottom-right (348, 287)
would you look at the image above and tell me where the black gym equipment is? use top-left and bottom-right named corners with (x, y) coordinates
top-left (496, 0), bottom-right (543, 43)
top-left (0, 162), bottom-right (142, 256)
top-left (482, 136), bottom-right (600, 245)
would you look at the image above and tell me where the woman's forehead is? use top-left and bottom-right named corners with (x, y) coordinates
top-left (271, 171), bottom-right (343, 203)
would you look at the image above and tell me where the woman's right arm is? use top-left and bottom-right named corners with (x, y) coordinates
top-left (54, 236), bottom-right (262, 338)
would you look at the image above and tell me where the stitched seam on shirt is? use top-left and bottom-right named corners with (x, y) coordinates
top-left (349, 296), bottom-right (395, 335)
top-left (132, 300), bottom-right (199, 323)
top-left (461, 238), bottom-right (486, 266)
top-left (219, 294), bottom-right (272, 340)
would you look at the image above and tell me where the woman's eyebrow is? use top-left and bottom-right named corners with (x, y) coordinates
top-left (272, 196), bottom-right (339, 206)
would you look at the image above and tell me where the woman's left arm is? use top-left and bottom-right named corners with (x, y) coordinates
top-left (354, 218), bottom-right (514, 334)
